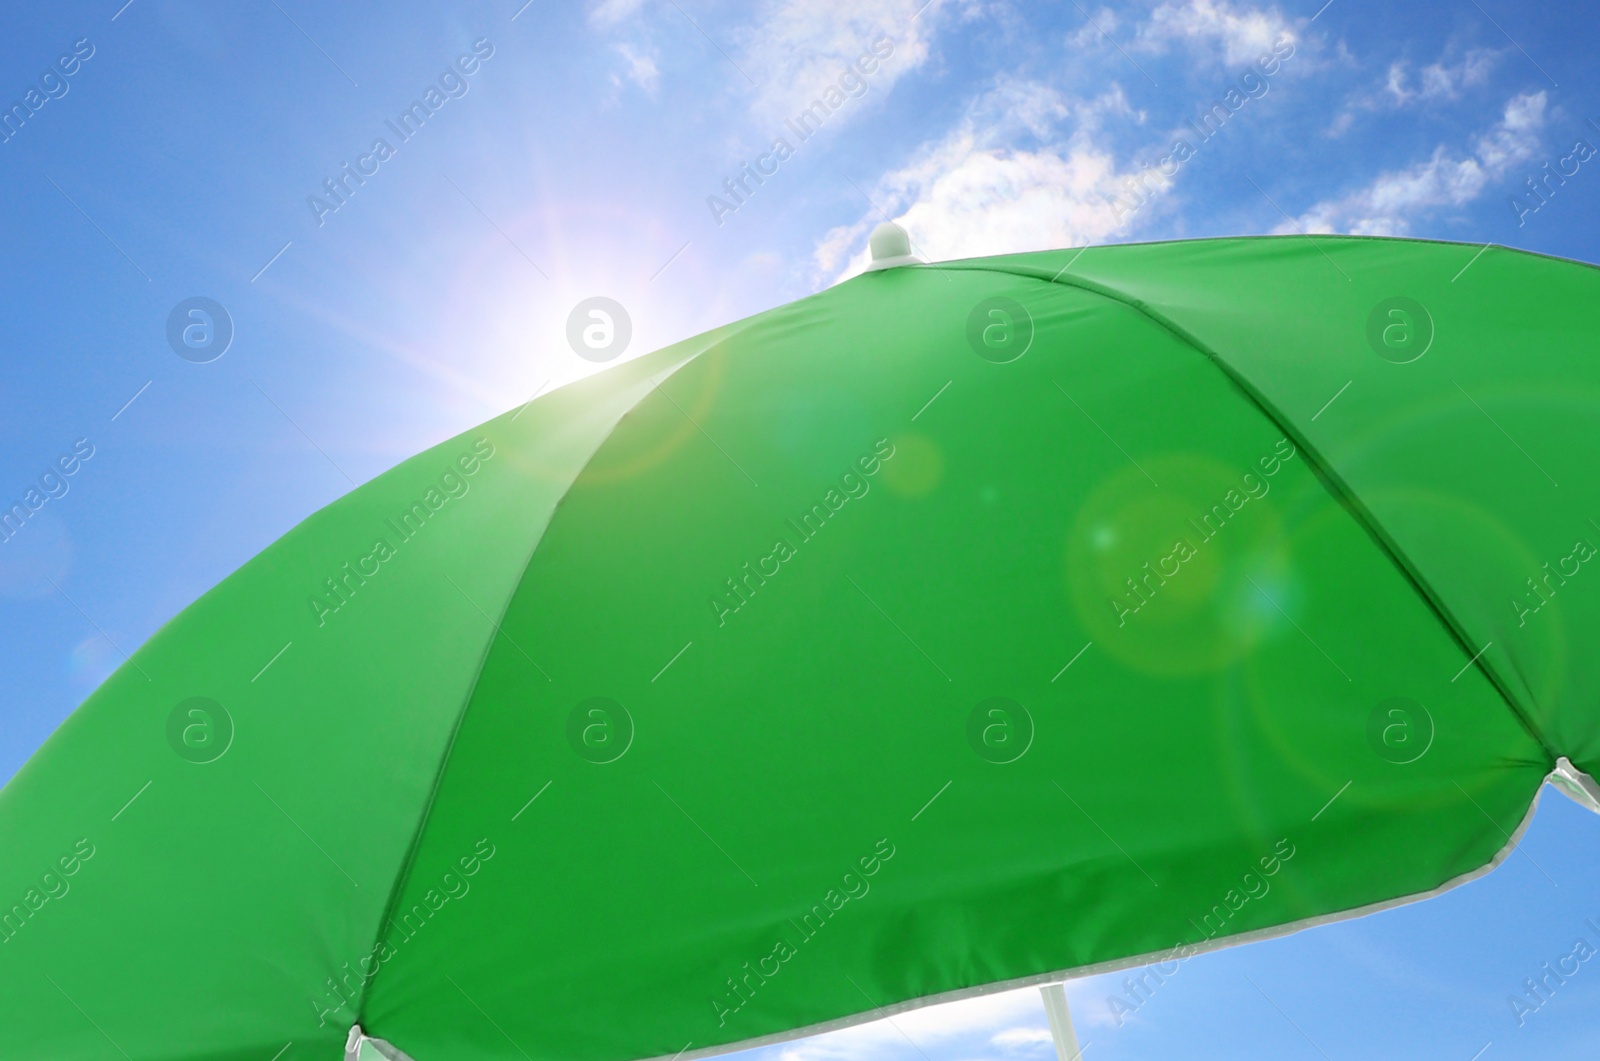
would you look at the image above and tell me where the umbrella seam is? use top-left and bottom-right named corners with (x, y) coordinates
top-left (928, 254), bottom-right (1561, 766)
top-left (351, 323), bottom-right (760, 1030)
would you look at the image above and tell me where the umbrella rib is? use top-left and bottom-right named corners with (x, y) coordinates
top-left (1450, 641), bottom-right (1492, 683)
top-left (445, 575), bottom-right (552, 681)
top-left (352, 341), bottom-right (739, 1026)
top-left (932, 257), bottom-right (1564, 766)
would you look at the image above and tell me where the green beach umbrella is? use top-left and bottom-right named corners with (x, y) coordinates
top-left (4, 231), bottom-right (1599, 1060)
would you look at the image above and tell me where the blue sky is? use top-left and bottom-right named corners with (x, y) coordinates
top-left (3, 0), bottom-right (1600, 1057)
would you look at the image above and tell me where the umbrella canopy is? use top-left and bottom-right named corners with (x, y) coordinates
top-left (4, 234), bottom-right (1599, 1061)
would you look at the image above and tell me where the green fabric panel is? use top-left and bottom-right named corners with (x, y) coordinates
top-left (961, 236), bottom-right (1600, 775)
top-left (362, 257), bottom-right (1544, 1060)
top-left (0, 325), bottom-right (718, 1060)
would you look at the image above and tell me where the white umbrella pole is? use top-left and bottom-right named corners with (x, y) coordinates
top-left (1039, 983), bottom-right (1083, 1061)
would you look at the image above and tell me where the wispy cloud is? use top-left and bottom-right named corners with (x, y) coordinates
top-left (1385, 47), bottom-right (1501, 104)
top-left (1327, 44), bottom-right (1504, 135)
top-left (990, 1025), bottom-right (1054, 1049)
top-left (816, 81), bottom-right (1155, 281)
top-left (1282, 90), bottom-right (1546, 234)
top-left (1066, 7), bottom-right (1123, 51)
top-left (1133, 0), bottom-right (1297, 66)
top-left (750, 981), bottom-right (1107, 1061)
top-left (736, 0), bottom-right (939, 122)
top-left (812, 0), bottom-right (1317, 282)
top-left (612, 41), bottom-right (660, 92)
top-left (590, 0), bottom-right (646, 28)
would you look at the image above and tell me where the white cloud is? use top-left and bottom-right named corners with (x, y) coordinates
top-left (589, 0), bottom-right (645, 27)
top-left (1066, 7), bottom-right (1121, 51)
top-left (1282, 90), bottom-right (1546, 235)
top-left (755, 983), bottom-right (1054, 1061)
top-left (990, 1025), bottom-right (1053, 1049)
top-left (1328, 46), bottom-right (1503, 136)
top-left (591, 0), bottom-right (657, 100)
top-left (1385, 48), bottom-right (1500, 105)
top-left (743, 978), bottom-right (1124, 1061)
top-left (1134, 0), bottom-right (1295, 66)
top-left (736, 0), bottom-right (938, 123)
top-left (815, 82), bottom-right (1164, 282)
top-left (612, 42), bottom-right (659, 92)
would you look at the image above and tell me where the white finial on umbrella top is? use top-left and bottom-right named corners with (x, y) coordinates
top-left (864, 221), bottom-right (923, 271)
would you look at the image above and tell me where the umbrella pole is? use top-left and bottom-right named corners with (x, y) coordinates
top-left (1039, 983), bottom-right (1083, 1061)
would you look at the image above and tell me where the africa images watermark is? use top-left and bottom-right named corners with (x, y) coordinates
top-left (1111, 437), bottom-right (1298, 627)
top-left (1509, 118), bottom-right (1600, 227)
top-left (0, 839), bottom-right (97, 944)
top-left (308, 437), bottom-right (496, 626)
top-left (1507, 914), bottom-right (1600, 1027)
top-left (1109, 32), bottom-right (1296, 227)
top-left (712, 837), bottom-right (897, 1028)
top-left (312, 838), bottom-right (498, 1028)
top-left (1, 437), bottom-right (95, 545)
top-left (1512, 528), bottom-right (1596, 628)
top-left (710, 438), bottom-right (897, 627)
top-left (1104, 837), bottom-right (1297, 1026)
top-left (306, 38), bottom-right (497, 226)
top-left (0, 37), bottom-right (95, 146)
top-left (706, 35), bottom-right (896, 226)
